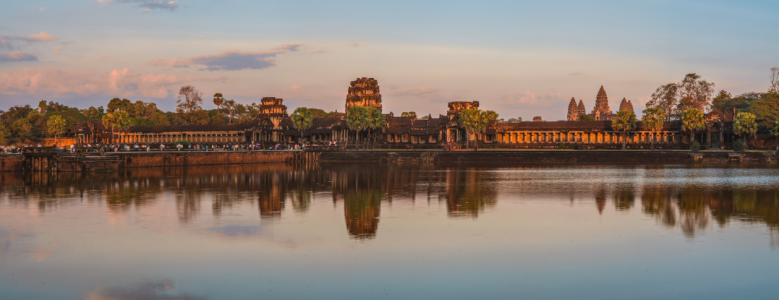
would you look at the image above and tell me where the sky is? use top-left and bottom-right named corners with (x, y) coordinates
top-left (1, 0), bottom-right (778, 120)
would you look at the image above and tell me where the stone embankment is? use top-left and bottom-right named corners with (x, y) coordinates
top-left (318, 150), bottom-right (772, 164)
top-left (112, 151), bottom-right (297, 168)
top-left (0, 155), bottom-right (22, 172)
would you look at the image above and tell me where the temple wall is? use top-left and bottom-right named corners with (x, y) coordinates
top-left (319, 150), bottom-right (771, 164)
top-left (111, 151), bottom-right (296, 168)
top-left (0, 155), bottom-right (23, 172)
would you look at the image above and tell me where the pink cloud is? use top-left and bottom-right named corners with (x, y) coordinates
top-left (290, 84), bottom-right (303, 91)
top-left (389, 86), bottom-right (439, 97)
top-left (502, 91), bottom-right (564, 107)
top-left (0, 67), bottom-right (224, 98)
top-left (26, 32), bottom-right (57, 42)
top-left (149, 44), bottom-right (304, 71)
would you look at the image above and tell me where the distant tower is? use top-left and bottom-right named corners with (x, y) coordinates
top-left (258, 97), bottom-right (288, 126)
top-left (567, 98), bottom-right (579, 121)
top-left (577, 100), bottom-right (586, 117)
top-left (591, 86), bottom-right (613, 121)
top-left (345, 77), bottom-right (382, 113)
top-left (618, 97), bottom-right (634, 113)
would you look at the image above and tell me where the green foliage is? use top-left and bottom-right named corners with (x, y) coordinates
top-left (46, 115), bottom-right (67, 141)
top-left (748, 92), bottom-right (779, 127)
top-left (367, 107), bottom-right (386, 130)
top-left (680, 108), bottom-right (705, 133)
top-left (174, 140), bottom-right (191, 146)
top-left (733, 112), bottom-right (758, 137)
top-left (126, 117), bottom-right (154, 127)
top-left (611, 110), bottom-right (637, 150)
top-left (291, 107), bottom-right (314, 132)
top-left (149, 111), bottom-right (171, 126)
top-left (80, 106), bottom-right (104, 120)
top-left (691, 141), bottom-right (700, 152)
top-left (102, 111), bottom-right (129, 142)
top-left (346, 106), bottom-right (371, 131)
top-left (0, 123), bottom-right (9, 145)
top-left (710, 90), bottom-right (732, 113)
top-left (734, 139), bottom-right (746, 151)
top-left (400, 111), bottom-right (417, 118)
top-left (309, 108), bottom-right (333, 118)
top-left (213, 93), bottom-right (224, 109)
top-left (558, 142), bottom-right (564, 149)
top-left (579, 114), bottom-right (595, 122)
top-left (641, 107), bottom-right (665, 132)
top-left (11, 119), bottom-right (32, 139)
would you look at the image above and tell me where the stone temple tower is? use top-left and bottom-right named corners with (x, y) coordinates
top-left (567, 98), bottom-right (579, 121)
top-left (591, 86), bottom-right (613, 121)
top-left (345, 77), bottom-right (382, 113)
top-left (577, 100), bottom-right (586, 117)
top-left (618, 97), bottom-right (634, 113)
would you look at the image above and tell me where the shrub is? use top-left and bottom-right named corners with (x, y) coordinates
top-left (691, 141), bottom-right (700, 152)
top-left (558, 142), bottom-right (565, 149)
top-left (174, 140), bottom-right (191, 146)
top-left (734, 139), bottom-right (745, 151)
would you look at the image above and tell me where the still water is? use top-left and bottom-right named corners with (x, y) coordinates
top-left (1, 163), bottom-right (778, 299)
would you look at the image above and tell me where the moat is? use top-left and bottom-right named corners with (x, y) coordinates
top-left (1, 163), bottom-right (779, 299)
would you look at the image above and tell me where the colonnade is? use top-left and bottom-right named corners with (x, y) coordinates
top-left (115, 132), bottom-right (245, 144)
top-left (496, 131), bottom-right (679, 144)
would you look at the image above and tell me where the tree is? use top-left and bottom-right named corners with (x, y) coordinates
top-left (458, 108), bottom-right (490, 149)
top-left (149, 111), bottom-right (171, 126)
top-left (291, 107), bottom-right (313, 143)
top-left (213, 93), bottom-right (224, 111)
top-left (680, 108), bottom-right (705, 150)
top-left (346, 106), bottom-right (370, 149)
top-left (769, 119), bottom-right (779, 151)
top-left (579, 114), bottom-right (595, 122)
top-left (401, 111), bottom-right (417, 118)
top-left (641, 107), bottom-right (665, 150)
top-left (367, 107), bottom-right (387, 147)
top-left (222, 99), bottom-right (236, 124)
top-left (46, 115), bottom-right (67, 145)
top-left (611, 110), bottom-right (637, 150)
top-left (749, 92), bottom-right (779, 127)
top-left (176, 86), bottom-right (203, 114)
top-left (11, 119), bottom-right (32, 140)
top-left (507, 117), bottom-right (522, 123)
top-left (678, 73), bottom-right (715, 112)
top-left (0, 123), bottom-right (9, 145)
top-left (733, 112), bottom-right (758, 150)
top-left (309, 108), bottom-right (330, 118)
top-left (710, 90), bottom-right (732, 113)
top-left (80, 106), bottom-right (104, 120)
top-left (102, 111), bottom-right (128, 144)
top-left (647, 83), bottom-right (678, 121)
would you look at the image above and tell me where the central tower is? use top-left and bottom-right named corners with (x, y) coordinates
top-left (345, 77), bottom-right (382, 113)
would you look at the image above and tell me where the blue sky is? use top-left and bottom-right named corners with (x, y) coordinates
top-left (1, 0), bottom-right (777, 120)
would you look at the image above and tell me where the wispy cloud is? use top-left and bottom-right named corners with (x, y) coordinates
top-left (0, 32), bottom-right (59, 50)
top-left (0, 67), bottom-right (225, 98)
top-left (502, 91), bottom-right (564, 108)
top-left (345, 42), bottom-right (364, 47)
top-left (0, 51), bottom-right (38, 62)
top-left (389, 86), bottom-right (439, 97)
top-left (95, 0), bottom-right (180, 12)
top-left (149, 44), bottom-right (304, 71)
top-left (26, 32), bottom-right (57, 42)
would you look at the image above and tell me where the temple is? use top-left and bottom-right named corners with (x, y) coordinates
top-left (75, 77), bottom-right (738, 150)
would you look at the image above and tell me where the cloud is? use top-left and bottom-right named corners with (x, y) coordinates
top-left (54, 47), bottom-right (63, 53)
top-left (0, 67), bottom-right (224, 98)
top-left (502, 91), bottom-right (564, 107)
top-left (389, 86), bottom-right (439, 97)
top-left (149, 43), bottom-right (304, 72)
top-left (311, 47), bottom-right (328, 54)
top-left (345, 42), bottom-right (364, 47)
top-left (0, 31), bottom-right (59, 50)
top-left (95, 0), bottom-right (180, 11)
top-left (0, 51), bottom-right (38, 62)
top-left (85, 279), bottom-right (206, 300)
top-left (26, 31), bottom-right (57, 42)
top-left (290, 84), bottom-right (303, 91)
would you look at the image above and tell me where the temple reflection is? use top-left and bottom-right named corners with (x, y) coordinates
top-left (2, 164), bottom-right (779, 240)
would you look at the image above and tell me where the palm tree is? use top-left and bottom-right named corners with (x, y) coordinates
top-left (213, 93), bottom-right (224, 115)
top-left (611, 110), bottom-right (637, 150)
top-left (101, 111), bottom-right (128, 144)
top-left (346, 106), bottom-right (370, 150)
top-left (291, 107), bottom-right (313, 144)
top-left (458, 108), bottom-right (489, 149)
top-left (367, 107), bottom-right (387, 148)
top-left (641, 107), bottom-right (665, 150)
top-left (681, 108), bottom-right (705, 150)
top-left (733, 112), bottom-right (758, 150)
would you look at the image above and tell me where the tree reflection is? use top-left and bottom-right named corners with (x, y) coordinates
top-left (444, 168), bottom-right (497, 218)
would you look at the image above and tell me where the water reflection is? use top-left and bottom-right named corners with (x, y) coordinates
top-left (2, 164), bottom-right (779, 240)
